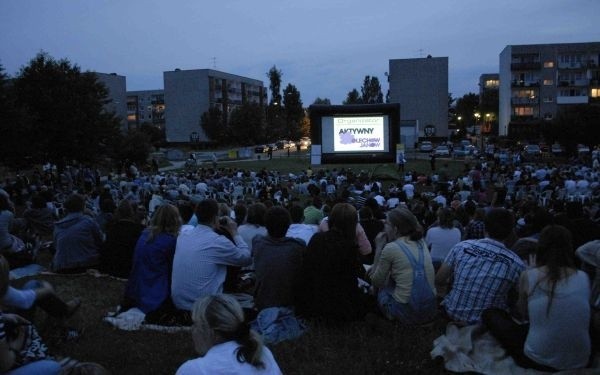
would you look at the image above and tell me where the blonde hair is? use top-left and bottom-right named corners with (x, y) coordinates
top-left (147, 204), bottom-right (181, 243)
top-left (192, 295), bottom-right (264, 368)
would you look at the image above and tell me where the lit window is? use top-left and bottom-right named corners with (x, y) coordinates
top-left (514, 107), bottom-right (534, 116)
top-left (543, 79), bottom-right (554, 86)
top-left (543, 61), bottom-right (554, 68)
top-left (592, 88), bottom-right (600, 98)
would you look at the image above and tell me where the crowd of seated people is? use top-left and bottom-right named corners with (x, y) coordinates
top-left (0, 150), bottom-right (599, 372)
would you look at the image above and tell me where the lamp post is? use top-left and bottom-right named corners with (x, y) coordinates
top-left (473, 113), bottom-right (482, 151)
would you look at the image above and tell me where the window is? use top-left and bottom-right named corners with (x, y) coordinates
top-left (514, 107), bottom-right (534, 116)
top-left (543, 61), bottom-right (554, 68)
top-left (543, 96), bottom-right (554, 103)
top-left (543, 79), bottom-right (554, 86)
top-left (485, 79), bottom-right (499, 88)
top-left (543, 113), bottom-right (553, 121)
top-left (592, 88), bottom-right (600, 98)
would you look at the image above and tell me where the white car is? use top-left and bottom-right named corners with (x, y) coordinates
top-left (419, 141), bottom-right (433, 152)
top-left (434, 145), bottom-right (451, 157)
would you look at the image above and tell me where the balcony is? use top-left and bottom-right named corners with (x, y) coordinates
top-left (559, 79), bottom-right (589, 87)
top-left (511, 97), bottom-right (539, 105)
top-left (558, 62), bottom-right (583, 69)
top-left (556, 96), bottom-right (588, 104)
top-left (511, 62), bottom-right (542, 71)
top-left (511, 80), bottom-right (540, 87)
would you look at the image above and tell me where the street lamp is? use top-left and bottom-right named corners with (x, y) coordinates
top-left (473, 113), bottom-right (482, 151)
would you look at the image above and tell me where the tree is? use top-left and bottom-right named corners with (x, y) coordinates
top-left (7, 53), bottom-right (121, 167)
top-left (360, 75), bottom-right (384, 104)
top-left (313, 97), bottom-right (331, 105)
top-left (283, 84), bottom-right (304, 141)
top-left (267, 66), bottom-right (282, 105)
top-left (115, 130), bottom-right (153, 166)
top-left (542, 105), bottom-right (600, 154)
top-left (454, 92), bottom-right (480, 132)
top-left (343, 89), bottom-right (362, 105)
top-left (200, 107), bottom-right (225, 143)
top-left (229, 102), bottom-right (266, 145)
top-left (139, 122), bottom-right (165, 150)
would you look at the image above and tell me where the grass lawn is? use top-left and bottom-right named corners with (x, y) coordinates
top-left (22, 271), bottom-right (447, 374)
top-left (11, 154), bottom-right (465, 374)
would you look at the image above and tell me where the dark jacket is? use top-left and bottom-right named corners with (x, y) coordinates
top-left (53, 213), bottom-right (103, 272)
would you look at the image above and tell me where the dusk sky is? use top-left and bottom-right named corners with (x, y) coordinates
top-left (1, 0), bottom-right (598, 104)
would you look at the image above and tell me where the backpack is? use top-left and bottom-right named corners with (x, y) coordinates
top-left (394, 239), bottom-right (437, 323)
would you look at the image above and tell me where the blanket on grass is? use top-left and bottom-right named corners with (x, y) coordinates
top-left (103, 308), bottom-right (192, 333)
top-left (431, 323), bottom-right (600, 374)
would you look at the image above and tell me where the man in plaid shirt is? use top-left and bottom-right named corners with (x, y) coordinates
top-left (435, 208), bottom-right (525, 324)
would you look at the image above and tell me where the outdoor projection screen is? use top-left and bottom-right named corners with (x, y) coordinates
top-left (309, 104), bottom-right (400, 164)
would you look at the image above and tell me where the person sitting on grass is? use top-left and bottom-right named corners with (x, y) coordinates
top-left (297, 203), bottom-right (372, 324)
top-left (483, 225), bottom-right (591, 371)
top-left (435, 208), bottom-right (525, 324)
top-left (99, 199), bottom-right (145, 278)
top-left (0, 255), bottom-right (62, 375)
top-left (367, 207), bottom-right (437, 325)
top-left (122, 204), bottom-right (181, 316)
top-left (176, 294), bottom-right (281, 375)
top-left (52, 194), bottom-right (104, 274)
top-left (171, 199), bottom-right (251, 312)
top-left (253, 206), bottom-right (305, 313)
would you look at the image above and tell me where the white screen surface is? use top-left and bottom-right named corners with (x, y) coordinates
top-left (332, 116), bottom-right (386, 152)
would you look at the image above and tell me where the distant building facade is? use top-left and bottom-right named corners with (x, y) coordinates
top-left (94, 72), bottom-right (127, 131)
top-left (499, 42), bottom-right (600, 138)
top-left (479, 73), bottom-right (500, 135)
top-left (164, 69), bottom-right (266, 143)
top-left (388, 56), bottom-right (449, 140)
top-left (126, 90), bottom-right (165, 131)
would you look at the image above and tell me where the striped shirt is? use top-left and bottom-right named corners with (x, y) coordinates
top-left (442, 238), bottom-right (525, 324)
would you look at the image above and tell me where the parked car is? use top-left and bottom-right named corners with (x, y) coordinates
top-left (267, 143), bottom-right (278, 151)
top-left (254, 145), bottom-right (269, 153)
top-left (275, 140), bottom-right (289, 149)
top-left (577, 144), bottom-right (590, 155)
top-left (551, 143), bottom-right (563, 155)
top-left (288, 141), bottom-right (296, 149)
top-left (523, 144), bottom-right (542, 155)
top-left (419, 141), bottom-right (433, 152)
top-left (299, 137), bottom-right (311, 148)
top-left (434, 145), bottom-right (451, 157)
top-left (453, 145), bottom-right (478, 158)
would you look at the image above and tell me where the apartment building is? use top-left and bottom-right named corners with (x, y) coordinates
top-left (479, 73), bottom-right (499, 135)
top-left (388, 56), bottom-right (449, 140)
top-left (164, 69), bottom-right (266, 143)
top-left (499, 42), bottom-right (600, 138)
top-left (95, 72), bottom-right (127, 131)
top-left (126, 90), bottom-right (165, 131)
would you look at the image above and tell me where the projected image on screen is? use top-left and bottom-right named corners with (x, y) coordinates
top-left (333, 116), bottom-right (385, 152)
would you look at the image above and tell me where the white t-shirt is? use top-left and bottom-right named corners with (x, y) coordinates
top-left (176, 341), bottom-right (282, 375)
top-left (425, 227), bottom-right (461, 263)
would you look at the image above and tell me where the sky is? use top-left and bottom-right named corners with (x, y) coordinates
top-left (1, 0), bottom-right (599, 105)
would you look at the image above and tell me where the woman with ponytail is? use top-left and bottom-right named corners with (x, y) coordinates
top-left (367, 207), bottom-right (437, 325)
top-left (483, 225), bottom-right (591, 371)
top-left (176, 294), bottom-right (281, 374)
